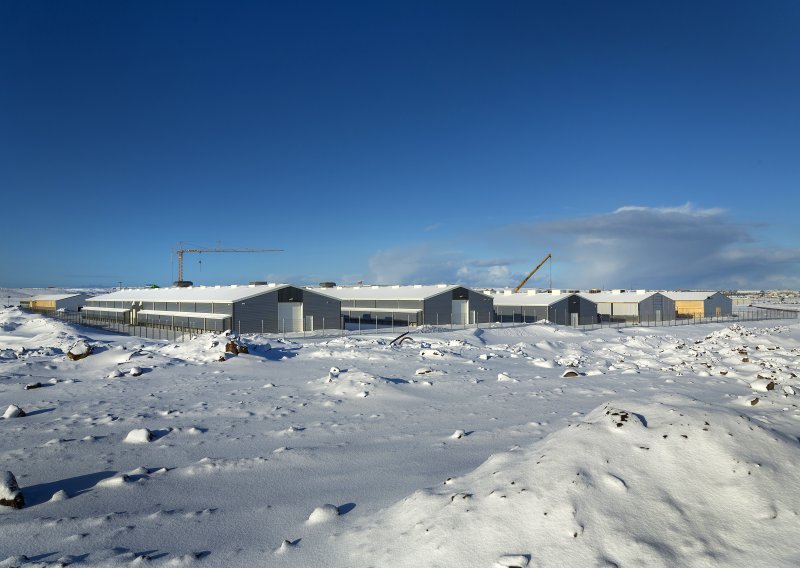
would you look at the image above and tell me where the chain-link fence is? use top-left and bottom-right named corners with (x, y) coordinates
top-left (15, 305), bottom-right (799, 343)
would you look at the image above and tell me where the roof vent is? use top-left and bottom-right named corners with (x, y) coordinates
top-left (413, 284), bottom-right (422, 288)
top-left (319, 282), bottom-right (336, 288)
top-left (437, 284), bottom-right (448, 288)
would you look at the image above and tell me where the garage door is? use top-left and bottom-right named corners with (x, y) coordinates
top-left (451, 300), bottom-right (468, 325)
top-left (278, 302), bottom-right (303, 332)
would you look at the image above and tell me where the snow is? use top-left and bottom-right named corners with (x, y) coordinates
top-left (88, 283), bottom-right (294, 303)
top-left (1, 307), bottom-right (800, 566)
top-left (308, 284), bottom-right (479, 301)
top-left (0, 471), bottom-right (22, 501)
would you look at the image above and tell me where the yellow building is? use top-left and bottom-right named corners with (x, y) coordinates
top-left (27, 294), bottom-right (89, 312)
top-left (664, 291), bottom-right (732, 318)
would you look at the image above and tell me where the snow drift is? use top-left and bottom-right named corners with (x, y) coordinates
top-left (336, 395), bottom-right (800, 567)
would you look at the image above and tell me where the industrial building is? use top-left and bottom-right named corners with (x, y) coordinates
top-left (581, 290), bottom-right (675, 323)
top-left (83, 284), bottom-right (340, 333)
top-left (489, 290), bottom-right (598, 326)
top-left (306, 284), bottom-right (495, 327)
top-left (664, 291), bottom-right (733, 318)
top-left (26, 293), bottom-right (90, 312)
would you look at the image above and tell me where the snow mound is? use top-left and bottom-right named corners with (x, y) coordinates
top-left (306, 503), bottom-right (340, 525)
top-left (335, 395), bottom-right (800, 567)
top-left (123, 428), bottom-right (153, 444)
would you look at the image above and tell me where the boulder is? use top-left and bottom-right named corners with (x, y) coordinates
top-left (561, 369), bottom-right (580, 378)
top-left (23, 382), bottom-right (42, 390)
top-left (3, 405), bottom-right (25, 419)
top-left (0, 471), bottom-right (24, 509)
top-left (225, 341), bottom-right (240, 355)
top-left (67, 340), bottom-right (93, 361)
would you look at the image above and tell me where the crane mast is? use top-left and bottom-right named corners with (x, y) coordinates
top-left (513, 253), bottom-right (552, 293)
top-left (174, 242), bottom-right (283, 287)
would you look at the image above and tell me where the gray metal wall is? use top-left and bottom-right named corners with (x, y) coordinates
top-left (423, 292), bottom-right (454, 325)
top-left (495, 305), bottom-right (548, 322)
top-left (467, 289), bottom-right (495, 324)
top-left (232, 287), bottom-right (341, 333)
top-left (233, 290), bottom-right (279, 333)
top-left (639, 293), bottom-right (675, 322)
top-left (704, 293), bottom-right (732, 317)
top-left (301, 289), bottom-right (341, 330)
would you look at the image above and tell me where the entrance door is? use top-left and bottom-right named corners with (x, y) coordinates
top-left (571, 312), bottom-right (579, 327)
top-left (278, 302), bottom-right (303, 332)
top-left (451, 300), bottom-right (468, 325)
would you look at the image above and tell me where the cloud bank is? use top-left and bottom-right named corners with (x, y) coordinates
top-left (365, 204), bottom-right (800, 290)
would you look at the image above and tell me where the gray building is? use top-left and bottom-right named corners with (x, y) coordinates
top-left (83, 284), bottom-right (340, 333)
top-left (664, 291), bottom-right (733, 318)
top-left (490, 291), bottom-right (598, 326)
top-left (580, 290), bottom-right (675, 323)
top-left (28, 293), bottom-right (90, 312)
top-left (307, 284), bottom-right (495, 326)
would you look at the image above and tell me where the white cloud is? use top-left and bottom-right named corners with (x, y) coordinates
top-left (523, 204), bottom-right (800, 289)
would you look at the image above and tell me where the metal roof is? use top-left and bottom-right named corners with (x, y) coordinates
top-left (306, 284), bottom-right (467, 301)
top-left (578, 291), bottom-right (662, 303)
top-left (29, 293), bottom-right (87, 301)
top-left (87, 284), bottom-right (293, 303)
top-left (492, 292), bottom-right (577, 307)
top-left (662, 291), bottom-right (723, 301)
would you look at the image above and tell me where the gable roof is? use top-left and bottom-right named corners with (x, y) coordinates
top-left (491, 292), bottom-right (577, 307)
top-left (30, 293), bottom-right (88, 301)
top-left (306, 284), bottom-right (471, 301)
top-left (578, 291), bottom-right (662, 303)
top-left (87, 284), bottom-right (293, 303)
top-left (663, 291), bottom-right (723, 301)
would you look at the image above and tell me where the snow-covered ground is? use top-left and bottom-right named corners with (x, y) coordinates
top-left (1, 307), bottom-right (799, 567)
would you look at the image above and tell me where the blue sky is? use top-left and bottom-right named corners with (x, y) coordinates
top-left (2, 1), bottom-right (799, 290)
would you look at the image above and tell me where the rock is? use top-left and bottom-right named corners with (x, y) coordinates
top-left (124, 428), bottom-right (154, 444)
top-left (742, 357), bottom-right (749, 363)
top-left (3, 405), bottom-right (25, 419)
top-left (749, 397), bottom-right (759, 406)
top-left (0, 471), bottom-right (24, 509)
top-left (415, 367), bottom-right (433, 375)
top-left (23, 382), bottom-right (42, 390)
top-left (225, 341), bottom-right (240, 355)
top-left (307, 503), bottom-right (340, 524)
top-left (450, 429), bottom-right (465, 439)
top-left (67, 340), bottom-right (93, 361)
top-left (128, 367), bottom-right (143, 377)
top-left (494, 555), bottom-right (529, 568)
top-left (561, 369), bottom-right (580, 378)
top-left (328, 367), bottom-right (340, 381)
top-left (783, 385), bottom-right (795, 396)
top-left (237, 344), bottom-right (249, 354)
top-left (750, 379), bottom-right (775, 392)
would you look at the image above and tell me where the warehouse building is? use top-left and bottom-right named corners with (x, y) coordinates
top-left (27, 293), bottom-right (90, 312)
top-left (581, 290), bottom-right (675, 323)
top-left (664, 291), bottom-right (732, 318)
top-left (490, 290), bottom-right (598, 326)
top-left (83, 284), bottom-right (340, 333)
top-left (307, 284), bottom-right (495, 327)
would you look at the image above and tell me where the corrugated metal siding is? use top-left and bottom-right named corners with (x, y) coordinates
top-left (233, 290), bottom-right (278, 333)
top-left (704, 293), bottom-right (732, 317)
top-left (675, 300), bottom-right (704, 318)
top-left (577, 296), bottom-right (598, 324)
top-left (423, 292), bottom-right (453, 325)
top-left (301, 290), bottom-right (341, 330)
top-left (467, 290), bottom-right (494, 324)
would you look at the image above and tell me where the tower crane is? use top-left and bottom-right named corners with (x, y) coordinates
top-left (513, 253), bottom-right (552, 293)
top-left (173, 242), bottom-right (283, 287)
